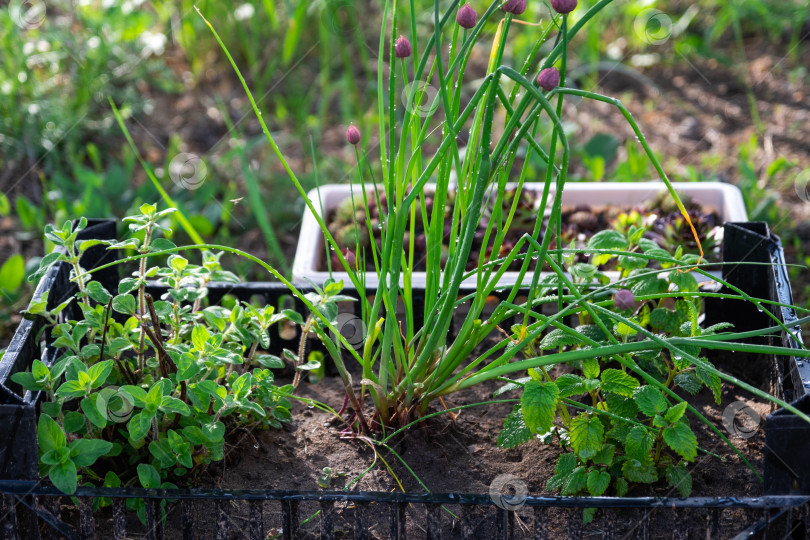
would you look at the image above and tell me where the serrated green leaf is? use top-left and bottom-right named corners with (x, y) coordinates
top-left (605, 393), bottom-right (639, 420)
top-left (649, 307), bottom-right (679, 334)
top-left (622, 459), bottom-right (658, 483)
top-left (615, 322), bottom-right (638, 337)
top-left (634, 386), bottom-right (668, 417)
top-left (569, 414), bottom-right (604, 459)
top-left (583, 378), bottom-right (600, 393)
top-left (582, 358), bottom-right (600, 379)
top-left (575, 324), bottom-right (608, 342)
top-left (497, 405), bottom-right (532, 448)
top-left (539, 328), bottom-right (582, 351)
top-left (625, 425), bottom-right (653, 462)
top-left (587, 469), bottom-right (611, 496)
top-left (696, 365), bottom-right (722, 404)
top-left (555, 453), bottom-right (578, 476)
top-left (546, 474), bottom-right (565, 492)
top-left (702, 322), bottom-right (734, 335)
top-left (561, 466), bottom-right (589, 495)
top-left (556, 373), bottom-right (585, 398)
top-left (666, 465), bottom-right (693, 497)
top-left (670, 271), bottom-right (698, 293)
top-left (674, 372), bottom-right (702, 394)
top-left (592, 443), bottom-right (616, 466)
top-left (600, 369), bottom-right (640, 397)
top-left (614, 477), bottom-right (629, 496)
top-left (665, 401), bottom-right (688, 424)
top-left (663, 422), bottom-right (697, 461)
top-left (521, 381), bottom-right (559, 434)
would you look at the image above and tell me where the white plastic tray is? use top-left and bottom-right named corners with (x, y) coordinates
top-left (292, 182), bottom-right (748, 288)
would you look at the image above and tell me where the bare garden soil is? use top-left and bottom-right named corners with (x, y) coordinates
top-left (322, 189), bottom-right (721, 273)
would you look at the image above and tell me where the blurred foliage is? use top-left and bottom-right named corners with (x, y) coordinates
top-left (0, 0), bottom-right (177, 194)
top-left (1, 0), bottom-right (810, 340)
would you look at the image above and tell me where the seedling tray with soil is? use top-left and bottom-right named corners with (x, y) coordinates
top-left (292, 182), bottom-right (747, 288)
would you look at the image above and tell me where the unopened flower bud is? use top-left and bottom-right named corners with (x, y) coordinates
top-left (346, 124), bottom-right (361, 145)
top-left (613, 289), bottom-right (636, 311)
top-left (550, 0), bottom-right (577, 14)
top-left (536, 67), bottom-right (560, 91)
top-left (457, 4), bottom-right (478, 29)
top-left (395, 35), bottom-right (412, 59)
top-left (501, 0), bottom-right (527, 15)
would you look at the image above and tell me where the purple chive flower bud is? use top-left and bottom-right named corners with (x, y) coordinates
top-left (550, 0), bottom-right (577, 14)
top-left (501, 0), bottom-right (527, 15)
top-left (457, 4), bottom-right (478, 29)
top-left (536, 67), bottom-right (560, 91)
top-left (346, 124), bottom-right (361, 145)
top-left (613, 289), bottom-right (636, 311)
top-left (394, 35), bottom-right (412, 59)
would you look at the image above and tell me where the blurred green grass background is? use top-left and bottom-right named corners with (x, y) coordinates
top-left (1, 0), bottom-right (809, 343)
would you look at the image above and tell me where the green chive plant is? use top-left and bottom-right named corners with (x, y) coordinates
top-left (197, 0), bottom-right (810, 446)
top-left (16, 206), bottom-right (295, 502)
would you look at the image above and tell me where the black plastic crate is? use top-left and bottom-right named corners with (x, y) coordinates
top-left (0, 220), bottom-right (807, 539)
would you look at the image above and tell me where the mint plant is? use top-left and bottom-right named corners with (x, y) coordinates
top-left (15, 205), bottom-right (294, 500)
top-left (497, 229), bottom-right (740, 521)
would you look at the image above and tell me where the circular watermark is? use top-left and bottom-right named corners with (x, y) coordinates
top-left (401, 80), bottom-right (439, 118)
top-left (634, 9), bottom-right (672, 46)
top-left (169, 153), bottom-right (207, 190)
top-left (333, 313), bottom-right (366, 350)
top-left (722, 401), bottom-right (761, 439)
top-left (794, 169), bottom-right (810, 204)
top-left (95, 386), bottom-right (136, 424)
top-left (9, 0), bottom-right (47, 30)
top-left (320, 0), bottom-right (360, 37)
top-left (489, 474), bottom-right (527, 511)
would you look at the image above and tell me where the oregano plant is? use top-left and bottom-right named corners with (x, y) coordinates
top-left (15, 205), bottom-right (298, 510)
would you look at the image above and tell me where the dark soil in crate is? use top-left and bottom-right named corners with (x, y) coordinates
top-left (71, 345), bottom-right (775, 539)
top-left (321, 188), bottom-right (722, 274)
